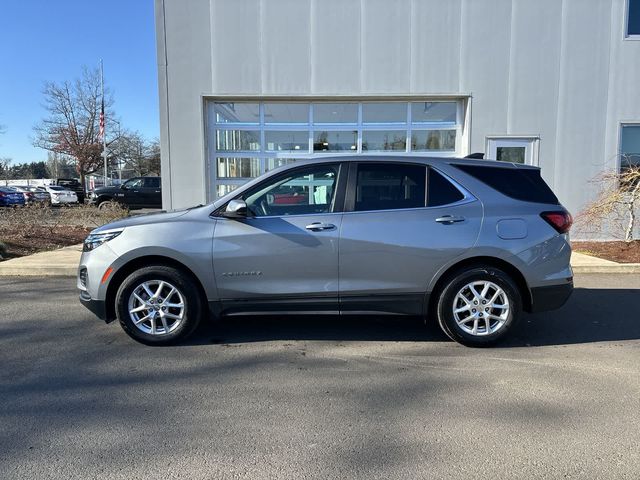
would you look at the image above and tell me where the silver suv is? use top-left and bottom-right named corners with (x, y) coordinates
top-left (78, 157), bottom-right (573, 347)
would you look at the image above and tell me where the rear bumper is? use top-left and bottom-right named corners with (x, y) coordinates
top-left (79, 290), bottom-right (109, 322)
top-left (529, 281), bottom-right (573, 313)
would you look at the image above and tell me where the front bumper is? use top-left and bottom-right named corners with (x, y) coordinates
top-left (79, 290), bottom-right (109, 321)
top-left (529, 281), bottom-right (573, 313)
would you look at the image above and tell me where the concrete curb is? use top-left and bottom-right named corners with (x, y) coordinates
top-left (0, 244), bottom-right (81, 277)
top-left (571, 265), bottom-right (640, 274)
top-left (0, 265), bottom-right (79, 276)
top-left (1, 245), bottom-right (640, 277)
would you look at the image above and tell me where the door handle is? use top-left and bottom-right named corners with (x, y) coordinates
top-left (435, 215), bottom-right (465, 224)
top-left (305, 222), bottom-right (336, 231)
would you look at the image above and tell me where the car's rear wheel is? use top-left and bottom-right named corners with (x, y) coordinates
top-left (436, 266), bottom-right (522, 347)
top-left (115, 265), bottom-right (203, 345)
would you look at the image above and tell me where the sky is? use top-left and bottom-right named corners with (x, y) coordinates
top-left (0, 0), bottom-right (159, 163)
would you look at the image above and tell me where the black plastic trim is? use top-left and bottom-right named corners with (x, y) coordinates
top-left (215, 293), bottom-right (427, 317)
top-left (529, 282), bottom-right (573, 313)
top-left (79, 292), bottom-right (110, 322)
top-left (340, 293), bottom-right (425, 315)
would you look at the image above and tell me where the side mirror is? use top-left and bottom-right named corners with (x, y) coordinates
top-left (120, 184), bottom-right (127, 190)
top-left (223, 199), bottom-right (249, 218)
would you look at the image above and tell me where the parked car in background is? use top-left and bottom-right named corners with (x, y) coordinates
top-left (0, 186), bottom-right (26, 207)
top-left (9, 186), bottom-right (35, 204)
top-left (26, 186), bottom-right (52, 204)
top-left (43, 185), bottom-right (78, 205)
top-left (78, 156), bottom-right (573, 347)
top-left (53, 178), bottom-right (85, 203)
top-left (11, 185), bottom-right (51, 205)
top-left (89, 177), bottom-right (161, 210)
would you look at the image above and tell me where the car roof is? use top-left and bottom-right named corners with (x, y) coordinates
top-left (273, 155), bottom-right (539, 171)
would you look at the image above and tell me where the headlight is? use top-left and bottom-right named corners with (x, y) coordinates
top-left (83, 230), bottom-right (123, 252)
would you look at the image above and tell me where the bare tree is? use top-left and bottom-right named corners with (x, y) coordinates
top-left (46, 151), bottom-right (77, 179)
top-left (110, 131), bottom-right (161, 177)
top-left (33, 66), bottom-right (120, 187)
top-left (577, 156), bottom-right (640, 242)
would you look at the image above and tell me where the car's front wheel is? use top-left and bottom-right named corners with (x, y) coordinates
top-left (436, 266), bottom-right (522, 347)
top-left (115, 265), bottom-right (203, 345)
top-left (97, 199), bottom-right (116, 210)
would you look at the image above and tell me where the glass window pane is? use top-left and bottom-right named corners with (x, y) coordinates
top-left (217, 158), bottom-right (261, 178)
top-left (216, 130), bottom-right (261, 152)
top-left (143, 178), bottom-right (160, 188)
top-left (265, 158), bottom-right (298, 171)
top-left (411, 102), bottom-right (457, 124)
top-left (214, 103), bottom-right (259, 124)
top-left (411, 130), bottom-right (456, 152)
top-left (621, 125), bottom-right (640, 168)
top-left (313, 131), bottom-right (358, 152)
top-left (628, 0), bottom-right (640, 35)
top-left (496, 146), bottom-right (526, 164)
top-left (265, 131), bottom-right (309, 152)
top-left (313, 103), bottom-right (358, 124)
top-left (264, 103), bottom-right (309, 124)
top-left (355, 163), bottom-right (426, 211)
top-left (362, 131), bottom-right (407, 151)
top-left (362, 102), bottom-right (407, 124)
top-left (216, 184), bottom-right (239, 198)
top-left (242, 165), bottom-right (339, 216)
top-left (428, 168), bottom-right (464, 207)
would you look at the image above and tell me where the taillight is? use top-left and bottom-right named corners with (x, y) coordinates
top-left (541, 211), bottom-right (573, 234)
top-left (0, 192), bottom-right (5, 198)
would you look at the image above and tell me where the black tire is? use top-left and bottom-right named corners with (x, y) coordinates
top-left (115, 265), bottom-right (204, 346)
top-left (436, 266), bottom-right (522, 347)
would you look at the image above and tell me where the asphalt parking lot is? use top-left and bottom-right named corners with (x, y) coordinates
top-left (1, 274), bottom-right (639, 479)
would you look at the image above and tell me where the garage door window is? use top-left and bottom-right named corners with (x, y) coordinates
top-left (207, 100), bottom-right (465, 200)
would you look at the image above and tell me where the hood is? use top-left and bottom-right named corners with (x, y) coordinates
top-left (93, 185), bottom-right (121, 194)
top-left (92, 209), bottom-right (191, 233)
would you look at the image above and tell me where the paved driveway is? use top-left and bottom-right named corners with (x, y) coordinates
top-left (1, 274), bottom-right (639, 479)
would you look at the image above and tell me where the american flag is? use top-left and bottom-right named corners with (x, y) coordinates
top-left (99, 98), bottom-right (105, 140)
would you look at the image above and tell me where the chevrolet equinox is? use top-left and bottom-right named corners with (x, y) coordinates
top-left (78, 157), bottom-right (573, 347)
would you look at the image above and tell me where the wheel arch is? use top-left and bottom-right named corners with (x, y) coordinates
top-left (104, 255), bottom-right (208, 322)
top-left (427, 256), bottom-right (532, 316)
top-left (96, 195), bottom-right (115, 205)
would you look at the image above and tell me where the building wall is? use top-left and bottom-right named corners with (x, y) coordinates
top-left (156, 0), bottom-right (640, 230)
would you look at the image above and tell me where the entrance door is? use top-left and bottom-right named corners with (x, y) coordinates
top-left (487, 137), bottom-right (539, 165)
top-left (212, 163), bottom-right (344, 314)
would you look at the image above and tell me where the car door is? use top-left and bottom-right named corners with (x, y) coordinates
top-left (212, 163), bottom-right (346, 314)
top-left (338, 162), bottom-right (482, 315)
top-left (141, 177), bottom-right (162, 207)
top-left (121, 178), bottom-right (144, 207)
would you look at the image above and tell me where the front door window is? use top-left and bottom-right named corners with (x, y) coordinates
top-left (242, 164), bottom-right (339, 217)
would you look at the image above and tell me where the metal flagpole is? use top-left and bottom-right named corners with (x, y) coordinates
top-left (100, 59), bottom-right (107, 186)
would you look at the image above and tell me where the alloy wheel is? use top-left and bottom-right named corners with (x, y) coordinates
top-left (127, 280), bottom-right (185, 335)
top-left (452, 280), bottom-right (510, 336)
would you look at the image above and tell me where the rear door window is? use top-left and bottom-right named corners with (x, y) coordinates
top-left (143, 178), bottom-right (160, 189)
top-left (354, 163), bottom-right (426, 211)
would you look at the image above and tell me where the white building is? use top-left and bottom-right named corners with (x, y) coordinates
top-left (155, 0), bottom-right (640, 232)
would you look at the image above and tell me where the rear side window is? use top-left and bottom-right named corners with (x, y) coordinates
top-left (144, 178), bottom-right (160, 188)
top-left (428, 168), bottom-right (465, 206)
top-left (453, 164), bottom-right (559, 204)
top-left (355, 163), bottom-right (426, 211)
